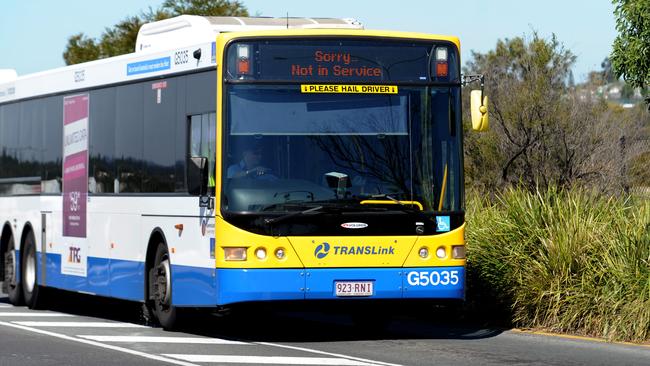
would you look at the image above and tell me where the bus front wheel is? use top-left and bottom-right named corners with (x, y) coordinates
top-left (4, 235), bottom-right (23, 305)
top-left (151, 243), bottom-right (177, 330)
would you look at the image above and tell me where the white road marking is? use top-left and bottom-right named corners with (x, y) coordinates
top-left (0, 305), bottom-right (396, 366)
top-left (12, 321), bottom-right (145, 328)
top-left (0, 312), bottom-right (73, 317)
top-left (78, 335), bottom-right (248, 345)
top-left (163, 354), bottom-right (377, 365)
top-left (0, 320), bottom-right (200, 366)
top-left (255, 342), bottom-right (403, 366)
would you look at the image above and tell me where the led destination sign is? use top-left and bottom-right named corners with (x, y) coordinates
top-left (226, 39), bottom-right (453, 83)
top-left (291, 51), bottom-right (383, 78)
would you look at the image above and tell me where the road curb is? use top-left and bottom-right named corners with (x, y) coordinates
top-left (509, 328), bottom-right (650, 349)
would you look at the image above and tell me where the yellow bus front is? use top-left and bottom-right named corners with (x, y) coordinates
top-left (213, 30), bottom-right (466, 305)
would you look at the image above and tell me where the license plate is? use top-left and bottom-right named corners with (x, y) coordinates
top-left (335, 281), bottom-right (374, 297)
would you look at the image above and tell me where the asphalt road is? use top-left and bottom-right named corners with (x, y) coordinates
top-left (0, 289), bottom-right (648, 366)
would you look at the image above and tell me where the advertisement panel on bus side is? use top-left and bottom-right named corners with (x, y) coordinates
top-left (62, 93), bottom-right (89, 277)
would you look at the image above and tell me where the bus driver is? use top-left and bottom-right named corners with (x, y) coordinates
top-left (227, 144), bottom-right (273, 179)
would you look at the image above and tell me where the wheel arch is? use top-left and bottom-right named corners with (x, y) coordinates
top-left (20, 222), bottom-right (36, 253)
top-left (0, 222), bottom-right (15, 275)
top-left (144, 227), bottom-right (169, 301)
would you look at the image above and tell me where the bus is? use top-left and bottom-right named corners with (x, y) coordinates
top-left (0, 15), bottom-right (488, 329)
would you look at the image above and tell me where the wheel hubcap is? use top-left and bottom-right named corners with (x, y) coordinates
top-left (4, 250), bottom-right (17, 287)
top-left (25, 248), bottom-right (36, 293)
top-left (154, 258), bottom-right (171, 308)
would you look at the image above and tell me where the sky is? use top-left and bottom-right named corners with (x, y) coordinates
top-left (0, 0), bottom-right (616, 82)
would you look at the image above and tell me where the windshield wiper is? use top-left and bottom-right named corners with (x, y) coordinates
top-left (366, 193), bottom-right (405, 200)
top-left (309, 198), bottom-right (386, 211)
top-left (358, 193), bottom-right (423, 213)
top-left (263, 205), bottom-right (324, 225)
top-left (260, 201), bottom-right (316, 212)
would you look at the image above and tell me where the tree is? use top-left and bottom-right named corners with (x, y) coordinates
top-left (463, 33), bottom-right (628, 192)
top-left (601, 57), bottom-right (616, 84)
top-left (161, 0), bottom-right (248, 16)
top-left (63, 0), bottom-right (248, 65)
top-left (96, 15), bottom-right (146, 59)
top-left (611, 0), bottom-right (650, 107)
top-left (63, 34), bottom-right (101, 66)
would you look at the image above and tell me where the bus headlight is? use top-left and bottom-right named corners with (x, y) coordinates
top-left (452, 245), bottom-right (466, 259)
top-left (255, 247), bottom-right (267, 260)
top-left (224, 247), bottom-right (247, 261)
top-left (418, 247), bottom-right (429, 258)
top-left (275, 248), bottom-right (286, 259)
top-left (436, 246), bottom-right (447, 259)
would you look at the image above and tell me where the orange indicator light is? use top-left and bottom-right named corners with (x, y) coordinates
top-left (238, 59), bottom-right (250, 74)
top-left (436, 62), bottom-right (448, 77)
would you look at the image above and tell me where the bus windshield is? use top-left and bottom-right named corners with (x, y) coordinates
top-left (223, 84), bottom-right (462, 214)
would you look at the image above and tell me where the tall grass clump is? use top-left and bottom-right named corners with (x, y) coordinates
top-left (466, 187), bottom-right (650, 342)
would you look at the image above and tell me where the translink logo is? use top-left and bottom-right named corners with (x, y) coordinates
top-left (313, 242), bottom-right (395, 259)
top-left (314, 242), bottom-right (330, 259)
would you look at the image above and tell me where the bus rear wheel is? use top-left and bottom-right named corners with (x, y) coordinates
top-left (151, 243), bottom-right (177, 330)
top-left (3, 235), bottom-right (23, 305)
top-left (22, 233), bottom-right (44, 309)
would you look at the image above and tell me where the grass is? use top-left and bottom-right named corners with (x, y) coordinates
top-left (465, 187), bottom-right (650, 342)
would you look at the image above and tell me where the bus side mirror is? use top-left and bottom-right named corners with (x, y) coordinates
top-left (470, 90), bottom-right (489, 131)
top-left (188, 156), bottom-right (208, 196)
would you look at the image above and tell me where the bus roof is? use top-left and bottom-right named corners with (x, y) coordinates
top-left (0, 15), bottom-right (363, 104)
top-left (0, 16), bottom-right (459, 104)
top-left (136, 15), bottom-right (363, 54)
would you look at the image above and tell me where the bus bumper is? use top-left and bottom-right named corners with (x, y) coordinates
top-left (215, 266), bottom-right (464, 305)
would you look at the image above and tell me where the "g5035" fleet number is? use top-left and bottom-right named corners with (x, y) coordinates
top-left (406, 270), bottom-right (460, 286)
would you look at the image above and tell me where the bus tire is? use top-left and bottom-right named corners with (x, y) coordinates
top-left (22, 232), bottom-right (44, 309)
top-left (151, 243), bottom-right (178, 330)
top-left (4, 234), bottom-right (23, 306)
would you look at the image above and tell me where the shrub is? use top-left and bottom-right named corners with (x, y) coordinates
top-left (465, 187), bottom-right (650, 342)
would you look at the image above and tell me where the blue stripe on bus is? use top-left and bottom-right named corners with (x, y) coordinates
top-left (31, 254), bottom-right (464, 306)
top-left (214, 266), bottom-right (464, 305)
top-left (170, 264), bottom-right (217, 306)
top-left (15, 249), bottom-right (21, 286)
top-left (41, 253), bottom-right (143, 300)
top-left (401, 267), bottom-right (465, 299)
top-left (307, 266), bottom-right (464, 300)
top-left (306, 267), bottom-right (403, 299)
top-left (108, 257), bottom-right (145, 300)
top-left (215, 268), bottom-right (306, 305)
top-left (39, 253), bottom-right (217, 305)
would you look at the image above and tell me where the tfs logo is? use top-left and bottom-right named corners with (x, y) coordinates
top-left (68, 246), bottom-right (81, 263)
top-left (314, 242), bottom-right (330, 259)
